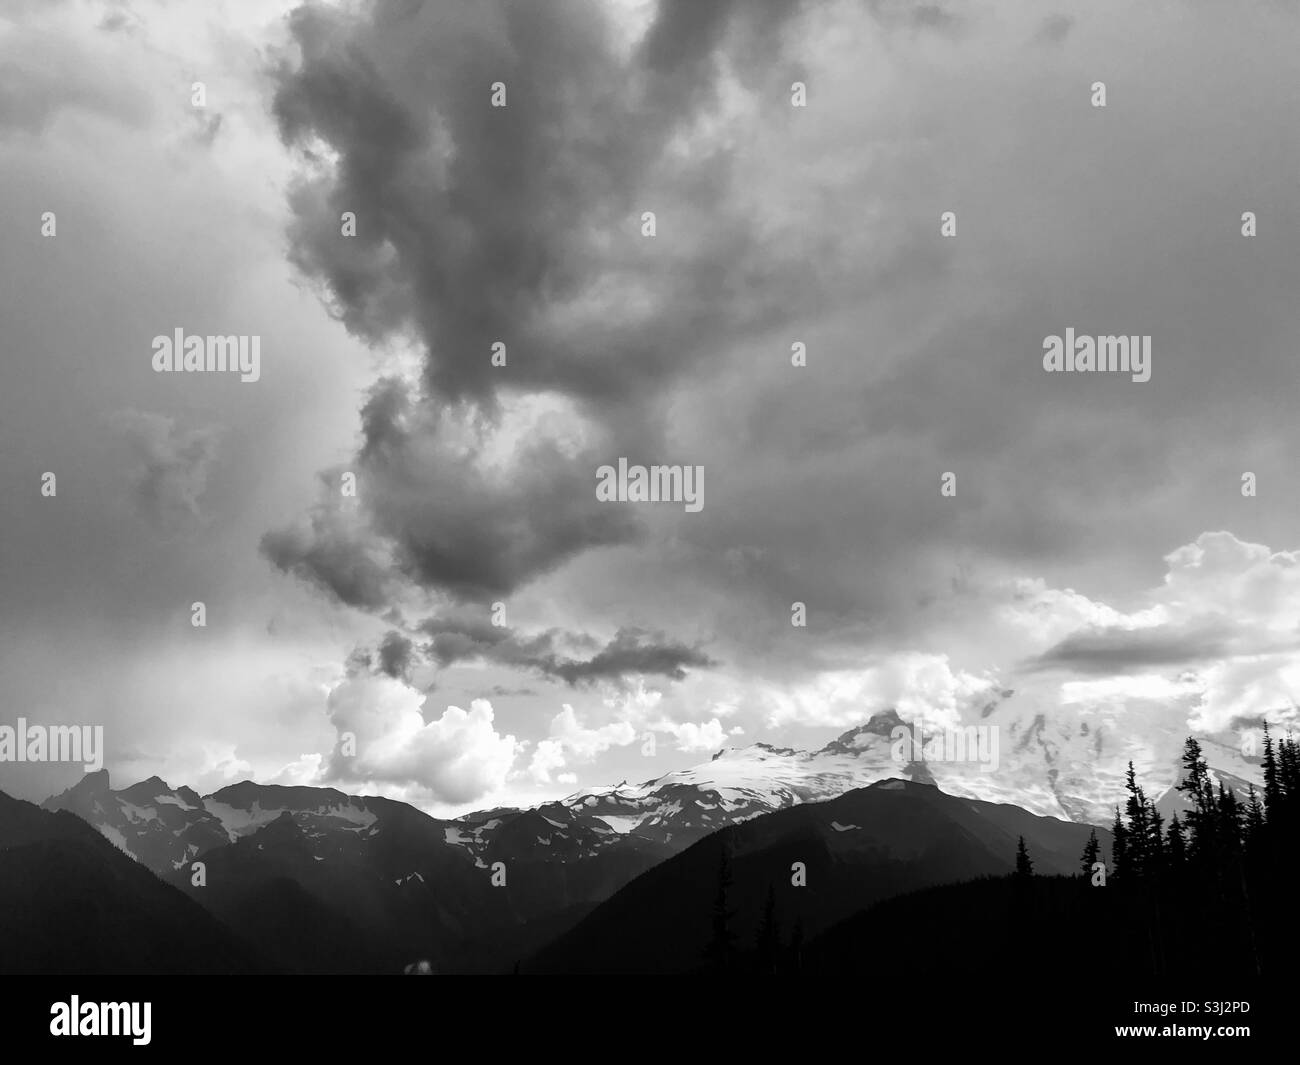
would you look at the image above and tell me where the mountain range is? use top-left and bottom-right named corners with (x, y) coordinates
top-left (42, 706), bottom-right (1262, 878)
top-left (40, 770), bottom-right (673, 972)
top-left (11, 708), bottom-right (1265, 973)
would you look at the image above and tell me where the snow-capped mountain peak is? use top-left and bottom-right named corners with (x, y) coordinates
top-left (41, 702), bottom-right (1265, 880)
top-left (546, 703), bottom-right (1265, 842)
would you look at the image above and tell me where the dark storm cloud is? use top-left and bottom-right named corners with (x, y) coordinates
top-left (270, 0), bottom-right (802, 407)
top-left (260, 499), bottom-right (394, 610)
top-left (542, 625), bottom-right (716, 684)
top-left (1028, 620), bottom-right (1241, 675)
top-left (344, 630), bottom-right (415, 680)
top-left (376, 629), bottom-right (415, 679)
top-left (419, 611), bottom-right (531, 667)
top-left (371, 403), bottom-right (646, 600)
top-left (257, 0), bottom-right (1300, 717)
top-left (262, 381), bottom-right (646, 602)
top-left (263, 0), bottom-right (813, 605)
top-left (419, 612), bottom-right (714, 685)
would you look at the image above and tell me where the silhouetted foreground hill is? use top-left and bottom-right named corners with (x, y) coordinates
top-left (0, 790), bottom-right (263, 974)
top-left (526, 779), bottom-right (1106, 974)
top-left (804, 871), bottom-right (1274, 980)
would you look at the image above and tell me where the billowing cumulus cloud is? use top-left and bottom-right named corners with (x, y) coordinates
top-left (764, 653), bottom-right (1000, 731)
top-left (1024, 533), bottom-right (1300, 729)
top-left (651, 717), bottom-right (730, 753)
top-left (528, 703), bottom-right (638, 784)
top-left (322, 674), bottom-right (520, 804)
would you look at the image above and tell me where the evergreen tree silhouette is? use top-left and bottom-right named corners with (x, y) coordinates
top-left (1165, 814), bottom-right (1186, 870)
top-left (1146, 798), bottom-right (1165, 873)
top-left (1278, 732), bottom-right (1299, 823)
top-left (1124, 762), bottom-right (1151, 874)
top-left (1046, 738), bottom-right (1291, 980)
top-left (1015, 835), bottom-right (1033, 879)
top-left (1245, 784), bottom-right (1265, 844)
top-left (1218, 782), bottom-right (1243, 855)
top-left (1262, 723), bottom-right (1281, 821)
top-left (1080, 828), bottom-right (1100, 877)
top-left (1111, 807), bottom-right (1128, 882)
top-left (1177, 737), bottom-right (1214, 863)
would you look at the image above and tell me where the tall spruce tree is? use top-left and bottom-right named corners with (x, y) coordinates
top-left (1111, 807), bottom-right (1129, 882)
top-left (1166, 814), bottom-right (1186, 870)
top-left (1015, 835), bottom-right (1034, 879)
top-left (1124, 762), bottom-right (1152, 875)
top-left (1177, 737), bottom-right (1214, 858)
top-left (1262, 723), bottom-right (1282, 821)
top-left (1245, 785), bottom-right (1265, 844)
top-left (1146, 799), bottom-right (1166, 872)
top-left (1219, 783), bottom-right (1243, 855)
top-left (1279, 733), bottom-right (1300, 823)
top-left (1080, 828), bottom-right (1101, 877)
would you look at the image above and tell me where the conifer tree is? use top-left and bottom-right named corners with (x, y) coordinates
top-left (1219, 782), bottom-right (1243, 855)
top-left (1111, 807), bottom-right (1129, 882)
top-left (1262, 723), bottom-right (1281, 820)
top-left (1166, 814), bottom-right (1186, 869)
top-left (1146, 799), bottom-right (1165, 872)
top-left (1080, 828), bottom-right (1101, 877)
top-left (1245, 785), bottom-right (1265, 844)
top-left (1124, 762), bottom-right (1151, 874)
top-left (1177, 737), bottom-right (1214, 857)
top-left (1279, 733), bottom-right (1300, 823)
top-left (1015, 835), bottom-right (1034, 879)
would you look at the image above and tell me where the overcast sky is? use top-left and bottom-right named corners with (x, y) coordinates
top-left (3, 0), bottom-right (1300, 814)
